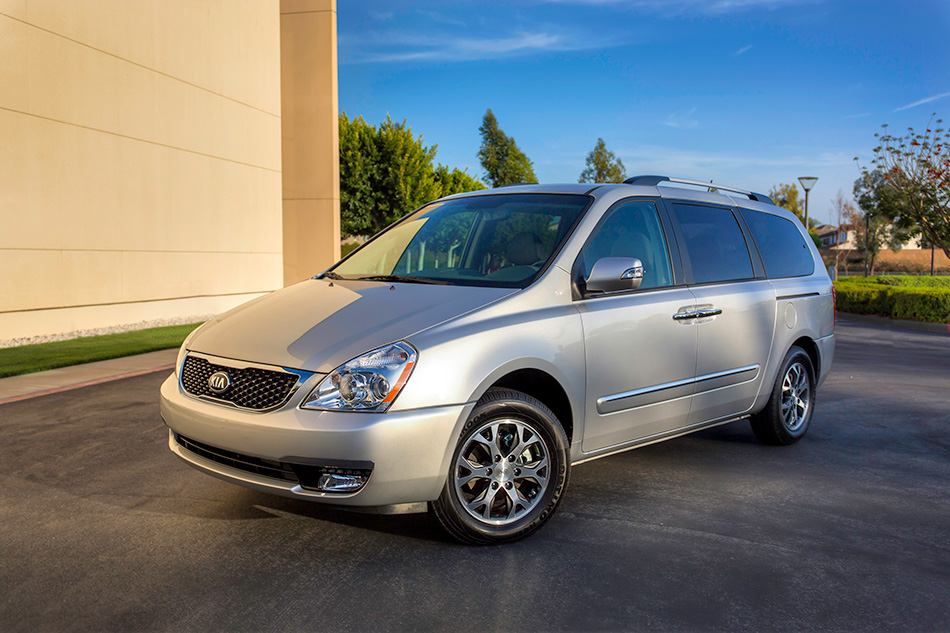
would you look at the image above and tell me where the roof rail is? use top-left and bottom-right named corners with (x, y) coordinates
top-left (623, 175), bottom-right (774, 205)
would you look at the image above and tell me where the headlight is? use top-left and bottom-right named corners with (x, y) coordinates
top-left (301, 342), bottom-right (417, 412)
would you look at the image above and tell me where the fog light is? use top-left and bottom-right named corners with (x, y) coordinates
top-left (316, 472), bottom-right (368, 492)
top-left (289, 463), bottom-right (373, 493)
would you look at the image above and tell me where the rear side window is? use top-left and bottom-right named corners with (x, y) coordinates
top-left (672, 203), bottom-right (754, 284)
top-left (741, 209), bottom-right (815, 278)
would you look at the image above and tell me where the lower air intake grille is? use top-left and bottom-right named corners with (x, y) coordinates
top-left (175, 434), bottom-right (300, 484)
top-left (181, 355), bottom-right (299, 411)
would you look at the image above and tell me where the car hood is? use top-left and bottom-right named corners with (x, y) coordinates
top-left (188, 279), bottom-right (518, 373)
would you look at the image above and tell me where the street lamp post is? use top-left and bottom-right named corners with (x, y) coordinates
top-left (798, 176), bottom-right (818, 230)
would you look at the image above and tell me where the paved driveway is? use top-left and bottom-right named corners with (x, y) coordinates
top-left (1, 320), bottom-right (948, 632)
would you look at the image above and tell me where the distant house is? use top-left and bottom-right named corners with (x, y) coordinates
top-left (815, 224), bottom-right (840, 248)
top-left (822, 223), bottom-right (924, 250)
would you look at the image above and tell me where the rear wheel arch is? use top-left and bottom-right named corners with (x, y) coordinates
top-left (791, 335), bottom-right (821, 382)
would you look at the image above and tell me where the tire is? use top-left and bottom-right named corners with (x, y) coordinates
top-left (750, 346), bottom-right (816, 446)
top-left (432, 388), bottom-right (570, 545)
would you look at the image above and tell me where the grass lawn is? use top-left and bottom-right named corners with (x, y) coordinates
top-left (0, 323), bottom-right (203, 379)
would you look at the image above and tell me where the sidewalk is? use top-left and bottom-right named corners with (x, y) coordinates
top-left (0, 348), bottom-right (177, 405)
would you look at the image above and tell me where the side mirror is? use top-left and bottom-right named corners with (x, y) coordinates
top-left (585, 257), bottom-right (645, 294)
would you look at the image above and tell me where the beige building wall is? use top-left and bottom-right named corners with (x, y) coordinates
top-left (280, 0), bottom-right (340, 285)
top-left (0, 0), bottom-right (286, 340)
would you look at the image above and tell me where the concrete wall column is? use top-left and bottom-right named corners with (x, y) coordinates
top-left (280, 0), bottom-right (341, 285)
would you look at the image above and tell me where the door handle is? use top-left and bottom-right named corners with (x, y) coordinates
top-left (672, 307), bottom-right (722, 321)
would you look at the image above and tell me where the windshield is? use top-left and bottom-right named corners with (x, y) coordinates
top-left (330, 194), bottom-right (591, 287)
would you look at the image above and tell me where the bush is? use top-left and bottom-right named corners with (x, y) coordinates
top-left (341, 241), bottom-right (361, 258)
top-left (876, 275), bottom-right (950, 288)
top-left (834, 279), bottom-right (950, 323)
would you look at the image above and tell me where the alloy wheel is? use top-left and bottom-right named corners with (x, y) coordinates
top-left (453, 419), bottom-right (550, 526)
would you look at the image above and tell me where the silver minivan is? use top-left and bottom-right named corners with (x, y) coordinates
top-left (160, 176), bottom-right (835, 544)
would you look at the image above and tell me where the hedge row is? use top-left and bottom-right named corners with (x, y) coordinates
top-left (876, 275), bottom-right (950, 288)
top-left (837, 275), bottom-right (950, 288)
top-left (834, 281), bottom-right (950, 323)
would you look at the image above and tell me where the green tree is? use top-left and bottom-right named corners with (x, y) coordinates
top-left (338, 112), bottom-right (378, 237)
top-left (433, 164), bottom-right (486, 197)
top-left (860, 115), bottom-right (950, 258)
top-left (477, 109), bottom-right (537, 187)
top-left (851, 170), bottom-right (913, 275)
top-left (340, 113), bottom-right (460, 237)
top-left (769, 183), bottom-right (804, 222)
top-left (579, 138), bottom-right (626, 183)
top-left (770, 181), bottom-right (821, 245)
top-left (373, 115), bottom-right (440, 233)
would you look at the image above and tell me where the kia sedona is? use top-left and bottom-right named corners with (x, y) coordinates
top-left (160, 175), bottom-right (835, 544)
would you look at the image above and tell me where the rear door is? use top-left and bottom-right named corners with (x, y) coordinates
top-left (667, 202), bottom-right (776, 425)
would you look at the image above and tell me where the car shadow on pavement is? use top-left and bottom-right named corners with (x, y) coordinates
top-left (219, 487), bottom-right (457, 544)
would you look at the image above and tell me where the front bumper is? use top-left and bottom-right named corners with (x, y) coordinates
top-left (160, 373), bottom-right (472, 507)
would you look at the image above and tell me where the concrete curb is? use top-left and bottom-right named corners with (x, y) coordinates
top-left (0, 365), bottom-right (173, 406)
top-left (839, 312), bottom-right (950, 335)
top-left (0, 348), bottom-right (178, 405)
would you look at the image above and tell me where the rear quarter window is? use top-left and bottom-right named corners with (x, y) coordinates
top-left (741, 209), bottom-right (815, 278)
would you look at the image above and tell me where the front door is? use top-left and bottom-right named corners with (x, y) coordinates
top-left (576, 199), bottom-right (698, 453)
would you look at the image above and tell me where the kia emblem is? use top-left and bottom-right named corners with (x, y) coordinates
top-left (208, 371), bottom-right (231, 395)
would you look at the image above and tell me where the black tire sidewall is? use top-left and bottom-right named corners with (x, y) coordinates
top-left (435, 390), bottom-right (569, 544)
top-left (757, 347), bottom-right (816, 445)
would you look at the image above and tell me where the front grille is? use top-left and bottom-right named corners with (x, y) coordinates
top-left (181, 355), bottom-right (299, 411)
top-left (175, 434), bottom-right (300, 483)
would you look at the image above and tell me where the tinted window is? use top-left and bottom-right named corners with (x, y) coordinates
top-left (741, 209), bottom-right (815, 278)
top-left (580, 201), bottom-right (673, 289)
top-left (673, 204), bottom-right (754, 284)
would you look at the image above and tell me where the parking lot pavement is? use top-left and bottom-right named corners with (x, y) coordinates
top-left (1, 319), bottom-right (947, 632)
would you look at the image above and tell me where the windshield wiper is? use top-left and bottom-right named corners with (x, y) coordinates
top-left (356, 274), bottom-right (449, 285)
top-left (320, 271), bottom-right (344, 280)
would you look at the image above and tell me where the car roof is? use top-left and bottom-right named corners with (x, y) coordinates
top-left (440, 182), bottom-right (800, 224)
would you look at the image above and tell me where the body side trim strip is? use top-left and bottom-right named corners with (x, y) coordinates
top-left (596, 364), bottom-right (759, 412)
top-left (776, 292), bottom-right (820, 300)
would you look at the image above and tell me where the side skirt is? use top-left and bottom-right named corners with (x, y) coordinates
top-left (572, 414), bottom-right (751, 466)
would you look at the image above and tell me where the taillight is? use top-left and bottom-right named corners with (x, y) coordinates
top-left (831, 285), bottom-right (837, 332)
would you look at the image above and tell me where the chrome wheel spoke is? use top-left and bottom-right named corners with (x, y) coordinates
top-left (456, 455), bottom-right (491, 486)
top-left (507, 425), bottom-right (541, 459)
top-left (466, 486), bottom-right (499, 520)
top-left (516, 456), bottom-right (548, 484)
top-left (502, 485), bottom-right (526, 520)
top-left (781, 362), bottom-right (810, 432)
top-left (454, 417), bottom-right (551, 526)
top-left (471, 422), bottom-right (501, 456)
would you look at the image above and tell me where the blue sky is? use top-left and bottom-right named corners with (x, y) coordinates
top-left (337, 0), bottom-right (950, 224)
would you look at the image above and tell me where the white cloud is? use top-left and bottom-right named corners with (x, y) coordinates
top-left (893, 92), bottom-right (950, 112)
top-left (663, 107), bottom-right (699, 129)
top-left (734, 44), bottom-right (754, 56)
top-left (343, 31), bottom-right (599, 64)
top-left (615, 144), bottom-right (852, 175)
top-left (543, 0), bottom-right (820, 14)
